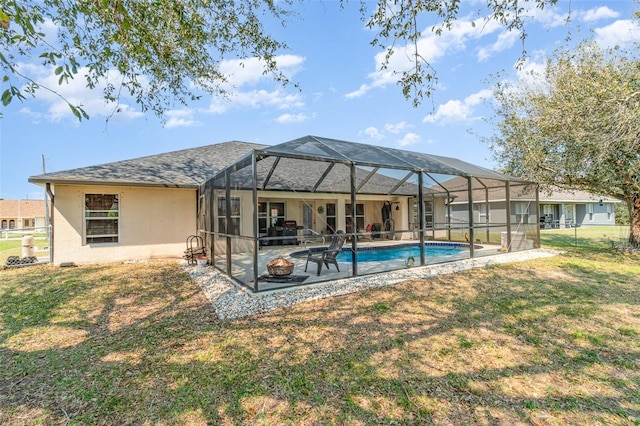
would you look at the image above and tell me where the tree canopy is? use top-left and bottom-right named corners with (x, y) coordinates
top-left (488, 41), bottom-right (640, 245)
top-left (1, 0), bottom-right (559, 119)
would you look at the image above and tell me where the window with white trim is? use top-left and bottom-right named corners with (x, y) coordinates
top-left (607, 203), bottom-right (612, 220)
top-left (588, 203), bottom-right (594, 221)
top-left (514, 202), bottom-right (529, 224)
top-left (258, 201), bottom-right (285, 235)
top-left (477, 203), bottom-right (488, 224)
top-left (326, 203), bottom-right (336, 233)
top-left (346, 203), bottom-right (365, 233)
top-left (85, 194), bottom-right (119, 244)
top-left (411, 200), bottom-right (434, 229)
top-left (218, 197), bottom-right (241, 236)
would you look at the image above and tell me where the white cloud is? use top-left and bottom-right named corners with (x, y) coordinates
top-left (348, 1), bottom-right (621, 97)
top-left (164, 117), bottom-right (201, 129)
top-left (164, 110), bottom-right (201, 129)
top-left (220, 54), bottom-right (305, 88)
top-left (345, 83), bottom-right (371, 100)
top-left (423, 89), bottom-right (492, 124)
top-left (358, 122), bottom-right (425, 149)
top-left (207, 88), bottom-right (304, 114)
top-left (477, 30), bottom-right (519, 62)
top-left (583, 6), bottom-right (620, 22)
top-left (397, 132), bottom-right (421, 147)
top-left (237, 90), bottom-right (303, 110)
top-left (346, 16), bottom-right (504, 99)
top-left (513, 57), bottom-right (546, 89)
top-left (594, 19), bottom-right (640, 48)
top-left (14, 52), bottom-right (308, 122)
top-left (360, 126), bottom-right (384, 140)
top-left (527, 4), bottom-right (569, 29)
top-left (275, 113), bottom-right (311, 124)
top-left (207, 54), bottom-right (307, 114)
top-left (384, 121), bottom-right (412, 134)
top-left (15, 64), bottom-right (144, 122)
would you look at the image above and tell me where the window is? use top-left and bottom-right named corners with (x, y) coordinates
top-left (588, 203), bottom-right (594, 221)
top-left (218, 197), bottom-right (241, 235)
top-left (346, 203), bottom-right (365, 233)
top-left (477, 203), bottom-right (487, 225)
top-left (1, 220), bottom-right (6, 229)
top-left (607, 203), bottom-right (612, 220)
top-left (326, 203), bottom-right (336, 233)
top-left (85, 194), bottom-right (119, 244)
top-left (258, 201), bottom-right (285, 234)
top-left (9, 220), bottom-right (15, 229)
top-left (425, 201), bottom-right (434, 227)
top-left (514, 202), bottom-right (529, 224)
top-left (411, 200), bottom-right (434, 229)
top-left (542, 205), bottom-right (554, 216)
top-left (23, 219), bottom-right (30, 228)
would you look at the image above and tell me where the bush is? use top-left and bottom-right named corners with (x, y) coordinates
top-left (615, 203), bottom-right (630, 225)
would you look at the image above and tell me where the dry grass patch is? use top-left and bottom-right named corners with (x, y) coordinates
top-left (1, 240), bottom-right (640, 424)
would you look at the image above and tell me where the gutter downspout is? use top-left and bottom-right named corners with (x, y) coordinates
top-left (46, 183), bottom-right (54, 264)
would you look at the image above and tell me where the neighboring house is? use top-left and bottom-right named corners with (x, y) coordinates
top-left (29, 136), bottom-right (533, 267)
top-left (441, 177), bottom-right (619, 231)
top-left (0, 199), bottom-right (49, 230)
top-left (537, 188), bottom-right (619, 228)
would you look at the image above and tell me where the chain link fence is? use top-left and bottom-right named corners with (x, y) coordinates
top-left (1, 226), bottom-right (51, 268)
top-left (540, 225), bottom-right (631, 250)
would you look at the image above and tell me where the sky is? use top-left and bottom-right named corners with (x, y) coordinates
top-left (1, 0), bottom-right (639, 200)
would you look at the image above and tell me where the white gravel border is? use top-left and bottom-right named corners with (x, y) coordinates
top-left (187, 248), bottom-right (563, 321)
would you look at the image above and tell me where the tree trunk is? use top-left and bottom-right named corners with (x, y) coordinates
top-left (629, 197), bottom-right (640, 248)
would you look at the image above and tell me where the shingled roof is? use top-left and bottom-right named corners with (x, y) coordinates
top-left (29, 141), bottom-right (265, 188)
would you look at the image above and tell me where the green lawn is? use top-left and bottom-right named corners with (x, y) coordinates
top-left (0, 228), bottom-right (638, 424)
top-left (0, 239), bottom-right (23, 264)
top-left (0, 235), bottom-right (49, 265)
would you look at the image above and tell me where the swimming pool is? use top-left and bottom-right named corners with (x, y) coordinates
top-left (292, 242), bottom-right (476, 263)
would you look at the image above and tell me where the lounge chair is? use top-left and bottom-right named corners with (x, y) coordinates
top-left (304, 230), bottom-right (346, 276)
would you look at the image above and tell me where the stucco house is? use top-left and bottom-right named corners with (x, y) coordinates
top-left (29, 136), bottom-right (538, 291)
top-left (29, 141), bottom-right (263, 264)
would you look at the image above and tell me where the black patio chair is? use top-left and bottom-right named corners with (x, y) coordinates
top-left (304, 230), bottom-right (346, 276)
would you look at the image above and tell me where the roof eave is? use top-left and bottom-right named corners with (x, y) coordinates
top-left (28, 177), bottom-right (200, 189)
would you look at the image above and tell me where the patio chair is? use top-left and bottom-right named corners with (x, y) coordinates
top-left (304, 230), bottom-right (346, 276)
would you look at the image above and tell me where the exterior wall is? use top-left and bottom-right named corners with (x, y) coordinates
top-left (449, 205), bottom-right (469, 225)
top-left (489, 201), bottom-right (507, 224)
top-left (546, 202), bottom-right (616, 227)
top-left (53, 184), bottom-right (197, 265)
top-left (583, 202), bottom-right (616, 226)
top-left (250, 191), bottom-right (411, 237)
top-left (211, 190), bottom-right (415, 252)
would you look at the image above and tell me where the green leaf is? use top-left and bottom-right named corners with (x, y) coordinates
top-left (54, 66), bottom-right (63, 75)
top-left (1, 89), bottom-right (12, 106)
top-left (69, 104), bottom-right (81, 120)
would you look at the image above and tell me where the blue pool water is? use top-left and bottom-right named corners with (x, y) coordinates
top-left (336, 244), bottom-right (464, 262)
top-left (292, 242), bottom-right (469, 263)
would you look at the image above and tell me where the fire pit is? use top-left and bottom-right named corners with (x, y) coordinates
top-left (267, 257), bottom-right (294, 276)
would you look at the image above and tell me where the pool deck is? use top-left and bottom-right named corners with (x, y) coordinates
top-left (213, 239), bottom-right (505, 291)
